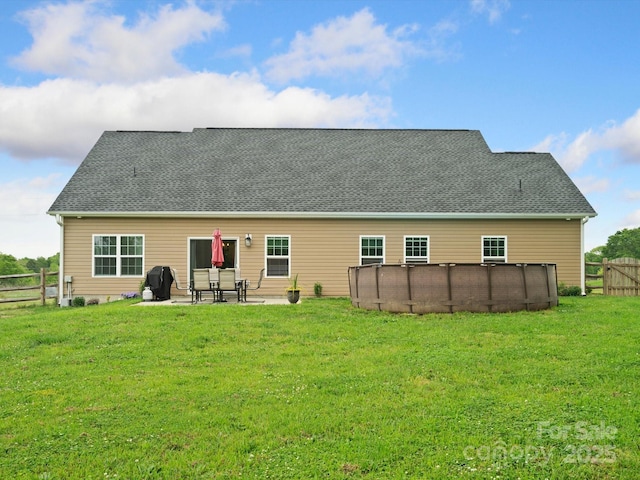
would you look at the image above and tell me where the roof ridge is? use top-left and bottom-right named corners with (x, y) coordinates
top-left (115, 130), bottom-right (184, 133)
top-left (196, 127), bottom-right (476, 132)
top-left (498, 151), bottom-right (547, 154)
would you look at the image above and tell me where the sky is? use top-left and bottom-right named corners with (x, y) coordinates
top-left (1, 0), bottom-right (639, 259)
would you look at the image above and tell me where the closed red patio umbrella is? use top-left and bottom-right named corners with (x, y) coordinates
top-left (212, 228), bottom-right (224, 267)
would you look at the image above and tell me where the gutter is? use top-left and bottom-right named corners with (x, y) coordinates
top-left (46, 210), bottom-right (599, 220)
top-left (55, 214), bottom-right (64, 305)
top-left (581, 216), bottom-right (590, 296)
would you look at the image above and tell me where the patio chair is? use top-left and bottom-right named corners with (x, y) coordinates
top-left (217, 269), bottom-right (239, 302)
top-left (209, 267), bottom-right (219, 282)
top-left (243, 268), bottom-right (264, 302)
top-left (170, 268), bottom-right (190, 292)
top-left (192, 268), bottom-right (214, 303)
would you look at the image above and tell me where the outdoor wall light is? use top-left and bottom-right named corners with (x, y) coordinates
top-left (245, 233), bottom-right (252, 247)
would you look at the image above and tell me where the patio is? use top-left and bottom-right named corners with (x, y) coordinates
top-left (136, 295), bottom-right (293, 306)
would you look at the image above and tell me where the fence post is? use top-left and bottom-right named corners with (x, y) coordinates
top-left (602, 258), bottom-right (608, 296)
top-left (446, 264), bottom-right (453, 314)
top-left (40, 268), bottom-right (46, 306)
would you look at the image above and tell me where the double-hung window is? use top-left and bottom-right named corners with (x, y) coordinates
top-left (266, 235), bottom-right (290, 277)
top-left (360, 236), bottom-right (384, 265)
top-left (93, 234), bottom-right (144, 276)
top-left (482, 236), bottom-right (507, 263)
top-left (404, 236), bottom-right (429, 263)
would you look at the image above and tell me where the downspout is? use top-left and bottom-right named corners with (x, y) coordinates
top-left (581, 216), bottom-right (589, 296)
top-left (55, 214), bottom-right (64, 305)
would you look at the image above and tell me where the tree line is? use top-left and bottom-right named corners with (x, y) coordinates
top-left (0, 252), bottom-right (60, 286)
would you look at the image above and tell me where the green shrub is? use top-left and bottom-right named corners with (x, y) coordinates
top-left (314, 282), bottom-right (323, 297)
top-left (72, 296), bottom-right (85, 307)
top-left (558, 282), bottom-right (582, 296)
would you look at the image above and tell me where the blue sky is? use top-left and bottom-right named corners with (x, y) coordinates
top-left (1, 0), bottom-right (639, 258)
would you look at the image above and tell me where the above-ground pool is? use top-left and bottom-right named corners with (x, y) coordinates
top-left (348, 263), bottom-right (558, 314)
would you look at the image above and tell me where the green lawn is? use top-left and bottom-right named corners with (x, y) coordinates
top-left (1, 297), bottom-right (638, 479)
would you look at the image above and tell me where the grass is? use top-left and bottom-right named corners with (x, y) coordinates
top-left (0, 296), bottom-right (639, 479)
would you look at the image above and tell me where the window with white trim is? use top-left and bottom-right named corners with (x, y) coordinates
top-left (93, 235), bottom-right (144, 276)
top-left (482, 236), bottom-right (507, 263)
top-left (360, 236), bottom-right (384, 265)
top-left (405, 236), bottom-right (429, 263)
top-left (266, 235), bottom-right (290, 277)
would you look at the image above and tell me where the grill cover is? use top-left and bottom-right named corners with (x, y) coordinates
top-left (145, 266), bottom-right (174, 301)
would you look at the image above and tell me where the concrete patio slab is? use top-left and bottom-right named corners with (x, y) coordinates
top-left (136, 296), bottom-right (294, 306)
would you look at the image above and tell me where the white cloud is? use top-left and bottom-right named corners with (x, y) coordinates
top-left (12, 1), bottom-right (225, 83)
top-left (424, 20), bottom-right (461, 62)
top-left (530, 132), bottom-right (566, 153)
top-left (0, 73), bottom-right (393, 163)
top-left (0, 175), bottom-right (63, 258)
top-left (470, 0), bottom-right (511, 24)
top-left (623, 190), bottom-right (640, 201)
top-left (573, 175), bottom-right (610, 194)
top-left (220, 44), bottom-right (253, 58)
top-left (561, 129), bottom-right (600, 172)
top-left (533, 108), bottom-right (640, 172)
top-left (264, 8), bottom-right (423, 83)
top-left (0, 174), bottom-right (61, 216)
top-left (2, 3), bottom-right (395, 164)
top-left (598, 109), bottom-right (640, 163)
top-left (621, 210), bottom-right (640, 229)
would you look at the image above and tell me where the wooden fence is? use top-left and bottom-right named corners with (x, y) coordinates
top-left (586, 257), bottom-right (639, 296)
top-left (0, 269), bottom-right (59, 305)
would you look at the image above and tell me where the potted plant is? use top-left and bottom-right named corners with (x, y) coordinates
top-left (286, 274), bottom-right (301, 304)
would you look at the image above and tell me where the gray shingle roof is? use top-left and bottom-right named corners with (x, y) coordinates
top-left (48, 128), bottom-right (596, 217)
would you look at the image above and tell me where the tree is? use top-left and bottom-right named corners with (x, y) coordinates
top-left (601, 227), bottom-right (640, 260)
top-left (0, 253), bottom-right (27, 275)
top-left (19, 253), bottom-right (60, 274)
top-left (585, 246), bottom-right (604, 275)
top-left (22, 256), bottom-right (46, 272)
top-left (0, 253), bottom-right (29, 287)
top-left (49, 253), bottom-right (60, 273)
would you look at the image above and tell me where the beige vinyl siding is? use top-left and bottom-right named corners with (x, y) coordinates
top-left (60, 216), bottom-right (583, 298)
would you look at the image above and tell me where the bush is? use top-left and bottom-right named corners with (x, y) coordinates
top-left (558, 283), bottom-right (582, 296)
top-left (72, 296), bottom-right (86, 307)
top-left (314, 282), bottom-right (323, 297)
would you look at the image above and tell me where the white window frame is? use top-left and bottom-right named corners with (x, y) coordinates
top-left (92, 234), bottom-right (145, 277)
top-left (482, 235), bottom-right (507, 263)
top-left (360, 235), bottom-right (385, 265)
top-left (404, 235), bottom-right (430, 263)
top-left (265, 235), bottom-right (291, 278)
